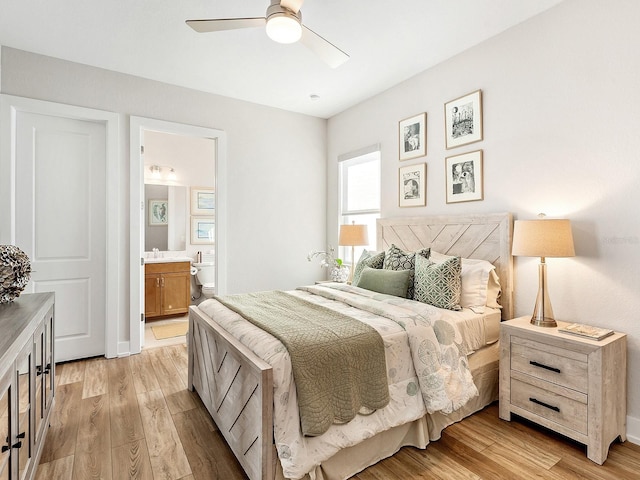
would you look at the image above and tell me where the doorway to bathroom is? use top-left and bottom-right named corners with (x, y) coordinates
top-left (129, 117), bottom-right (227, 354)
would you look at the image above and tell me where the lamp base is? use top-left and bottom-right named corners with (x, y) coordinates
top-left (529, 260), bottom-right (557, 328)
top-left (530, 316), bottom-right (557, 328)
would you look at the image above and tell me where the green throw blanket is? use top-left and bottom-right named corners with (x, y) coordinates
top-left (215, 290), bottom-right (390, 436)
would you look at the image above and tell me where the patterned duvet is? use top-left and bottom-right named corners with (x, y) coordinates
top-left (198, 283), bottom-right (482, 480)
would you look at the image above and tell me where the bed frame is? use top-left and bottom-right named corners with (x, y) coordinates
top-left (377, 212), bottom-right (513, 319)
top-left (188, 212), bottom-right (513, 480)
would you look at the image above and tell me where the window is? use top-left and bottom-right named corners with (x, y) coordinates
top-left (339, 148), bottom-right (381, 265)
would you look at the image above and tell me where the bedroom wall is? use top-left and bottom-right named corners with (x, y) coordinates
top-left (0, 46), bottom-right (327, 348)
top-left (327, 0), bottom-right (640, 442)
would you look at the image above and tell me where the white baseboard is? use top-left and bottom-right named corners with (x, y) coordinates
top-left (627, 414), bottom-right (640, 445)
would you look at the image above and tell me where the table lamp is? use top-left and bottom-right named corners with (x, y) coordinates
top-left (339, 222), bottom-right (369, 282)
top-left (511, 214), bottom-right (575, 327)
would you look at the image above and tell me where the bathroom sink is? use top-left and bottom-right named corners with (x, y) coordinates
top-left (144, 256), bottom-right (192, 264)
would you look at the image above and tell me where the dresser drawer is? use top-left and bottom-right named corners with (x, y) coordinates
top-left (511, 336), bottom-right (588, 393)
top-left (511, 378), bottom-right (588, 435)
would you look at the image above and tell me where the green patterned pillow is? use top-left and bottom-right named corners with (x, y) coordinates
top-left (414, 254), bottom-right (462, 310)
top-left (352, 250), bottom-right (385, 286)
top-left (382, 244), bottom-right (430, 298)
top-left (357, 267), bottom-right (412, 298)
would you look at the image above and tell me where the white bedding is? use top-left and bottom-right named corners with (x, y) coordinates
top-left (198, 283), bottom-right (499, 480)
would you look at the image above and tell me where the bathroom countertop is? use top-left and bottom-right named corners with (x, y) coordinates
top-left (144, 257), bottom-right (193, 264)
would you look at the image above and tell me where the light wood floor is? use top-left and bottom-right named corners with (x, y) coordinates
top-left (37, 343), bottom-right (640, 480)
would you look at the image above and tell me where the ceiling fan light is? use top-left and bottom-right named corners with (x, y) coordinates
top-left (266, 14), bottom-right (302, 44)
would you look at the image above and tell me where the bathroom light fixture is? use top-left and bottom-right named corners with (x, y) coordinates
top-left (150, 165), bottom-right (162, 179)
top-left (511, 214), bottom-right (575, 327)
top-left (265, 6), bottom-right (302, 44)
top-left (168, 168), bottom-right (177, 181)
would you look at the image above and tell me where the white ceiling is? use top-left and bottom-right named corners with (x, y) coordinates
top-left (0, 0), bottom-right (563, 118)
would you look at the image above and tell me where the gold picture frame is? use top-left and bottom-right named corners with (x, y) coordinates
top-left (444, 90), bottom-right (483, 149)
top-left (399, 113), bottom-right (427, 161)
top-left (445, 150), bottom-right (483, 203)
top-left (399, 163), bottom-right (426, 207)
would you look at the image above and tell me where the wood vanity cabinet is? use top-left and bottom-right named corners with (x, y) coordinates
top-left (0, 292), bottom-right (55, 480)
top-left (145, 261), bottom-right (191, 319)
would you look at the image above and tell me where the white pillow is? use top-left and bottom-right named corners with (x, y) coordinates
top-left (486, 269), bottom-right (502, 309)
top-left (429, 251), bottom-right (501, 311)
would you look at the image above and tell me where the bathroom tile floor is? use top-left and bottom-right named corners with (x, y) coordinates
top-left (144, 314), bottom-right (188, 349)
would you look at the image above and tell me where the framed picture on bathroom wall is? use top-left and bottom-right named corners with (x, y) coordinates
top-left (191, 187), bottom-right (215, 215)
top-left (148, 199), bottom-right (168, 226)
top-left (191, 216), bottom-right (215, 244)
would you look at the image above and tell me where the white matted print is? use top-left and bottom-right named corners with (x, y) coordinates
top-left (148, 199), bottom-right (168, 226)
top-left (191, 216), bottom-right (215, 244)
top-left (444, 90), bottom-right (483, 149)
top-left (399, 113), bottom-right (426, 161)
top-left (399, 163), bottom-right (426, 207)
top-left (445, 150), bottom-right (483, 204)
top-left (191, 187), bottom-right (215, 215)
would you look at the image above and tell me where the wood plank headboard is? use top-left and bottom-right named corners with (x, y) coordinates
top-left (377, 212), bottom-right (514, 320)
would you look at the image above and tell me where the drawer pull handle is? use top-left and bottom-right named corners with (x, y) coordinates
top-left (530, 361), bottom-right (560, 374)
top-left (529, 397), bottom-right (560, 412)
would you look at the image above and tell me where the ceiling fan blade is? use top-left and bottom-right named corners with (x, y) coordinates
top-left (186, 18), bottom-right (265, 33)
top-left (280, 0), bottom-right (304, 14)
top-left (300, 26), bottom-right (349, 68)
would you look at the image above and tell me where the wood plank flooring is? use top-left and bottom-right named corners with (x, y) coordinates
top-left (38, 343), bottom-right (640, 479)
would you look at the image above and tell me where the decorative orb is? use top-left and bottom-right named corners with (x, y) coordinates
top-left (0, 245), bottom-right (31, 304)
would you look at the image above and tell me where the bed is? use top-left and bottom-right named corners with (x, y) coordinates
top-left (188, 212), bottom-right (513, 480)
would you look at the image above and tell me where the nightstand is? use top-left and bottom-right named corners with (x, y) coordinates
top-left (499, 316), bottom-right (627, 464)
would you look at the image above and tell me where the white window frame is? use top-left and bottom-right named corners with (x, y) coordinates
top-left (338, 145), bottom-right (381, 265)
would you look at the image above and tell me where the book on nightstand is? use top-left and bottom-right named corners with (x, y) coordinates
top-left (558, 322), bottom-right (614, 341)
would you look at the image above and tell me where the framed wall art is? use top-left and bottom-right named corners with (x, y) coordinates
top-left (399, 163), bottom-right (426, 207)
top-left (191, 186), bottom-right (215, 215)
top-left (191, 216), bottom-right (215, 244)
top-left (445, 150), bottom-right (483, 204)
top-left (399, 113), bottom-right (426, 161)
top-left (444, 90), bottom-right (483, 149)
top-left (148, 199), bottom-right (168, 226)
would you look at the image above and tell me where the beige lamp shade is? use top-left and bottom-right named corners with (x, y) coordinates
top-left (512, 219), bottom-right (575, 258)
top-left (339, 223), bottom-right (368, 283)
top-left (512, 217), bottom-right (575, 328)
top-left (338, 224), bottom-right (369, 247)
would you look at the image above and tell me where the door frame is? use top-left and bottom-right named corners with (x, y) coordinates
top-left (129, 116), bottom-right (227, 355)
top-left (0, 94), bottom-right (120, 358)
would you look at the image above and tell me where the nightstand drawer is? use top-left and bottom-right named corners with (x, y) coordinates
top-left (511, 336), bottom-right (588, 393)
top-left (511, 378), bottom-right (588, 435)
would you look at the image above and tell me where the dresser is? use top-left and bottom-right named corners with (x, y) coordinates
top-left (499, 316), bottom-right (626, 464)
top-left (0, 293), bottom-right (55, 480)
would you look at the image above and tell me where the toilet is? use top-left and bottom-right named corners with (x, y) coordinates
top-left (193, 253), bottom-right (216, 298)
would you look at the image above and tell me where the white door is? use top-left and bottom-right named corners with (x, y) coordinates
top-left (15, 112), bottom-right (107, 362)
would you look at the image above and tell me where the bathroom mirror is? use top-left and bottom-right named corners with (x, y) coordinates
top-left (144, 184), bottom-right (188, 251)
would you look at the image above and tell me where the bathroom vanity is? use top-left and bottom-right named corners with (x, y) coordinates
top-left (144, 260), bottom-right (191, 319)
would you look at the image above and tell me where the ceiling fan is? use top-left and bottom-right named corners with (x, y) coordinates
top-left (186, 0), bottom-right (349, 68)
